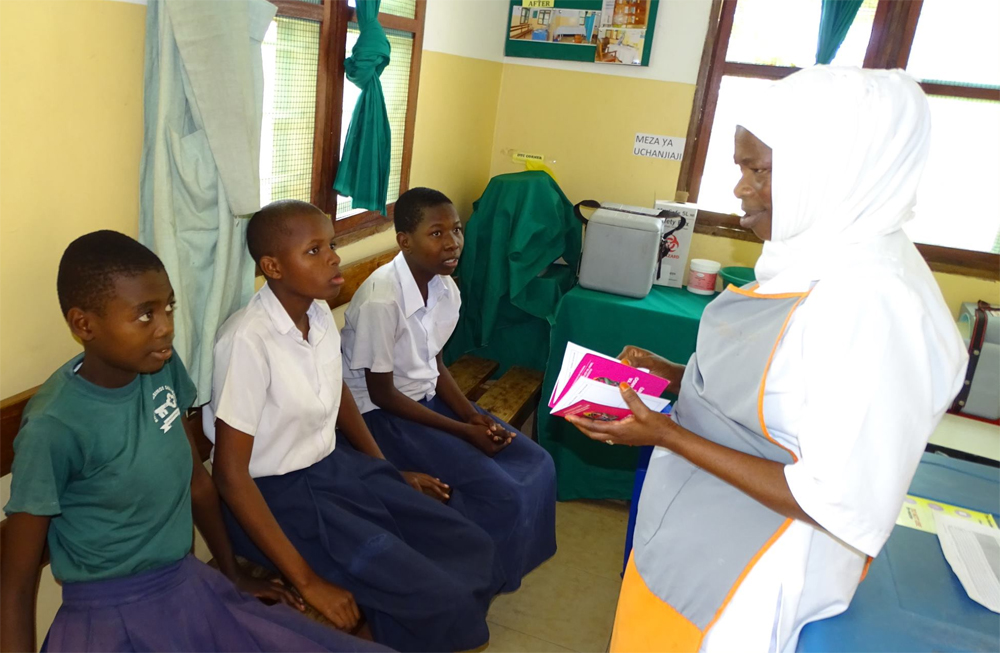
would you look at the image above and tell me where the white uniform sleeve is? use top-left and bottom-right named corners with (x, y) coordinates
top-left (212, 332), bottom-right (271, 437)
top-left (783, 275), bottom-right (963, 557)
top-left (344, 299), bottom-right (399, 374)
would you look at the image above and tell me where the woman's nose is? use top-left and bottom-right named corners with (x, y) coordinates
top-left (734, 173), bottom-right (753, 199)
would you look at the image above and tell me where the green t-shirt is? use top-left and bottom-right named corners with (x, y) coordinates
top-left (4, 353), bottom-right (198, 583)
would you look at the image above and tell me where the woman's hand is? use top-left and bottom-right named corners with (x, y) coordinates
top-left (297, 578), bottom-right (362, 631)
top-left (567, 383), bottom-right (676, 448)
top-left (234, 574), bottom-right (306, 611)
top-left (619, 345), bottom-right (685, 390)
top-left (400, 471), bottom-right (451, 502)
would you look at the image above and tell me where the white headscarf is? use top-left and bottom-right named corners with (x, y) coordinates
top-left (738, 67), bottom-right (932, 290)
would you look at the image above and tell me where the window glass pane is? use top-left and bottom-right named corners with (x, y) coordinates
top-left (905, 96), bottom-right (1000, 253)
top-left (726, 0), bottom-right (876, 68)
top-left (348, 0), bottom-right (416, 19)
top-left (906, 0), bottom-right (1000, 88)
top-left (260, 17), bottom-right (319, 207)
top-left (337, 25), bottom-right (413, 218)
top-left (697, 76), bottom-right (773, 216)
top-left (380, 0), bottom-right (417, 19)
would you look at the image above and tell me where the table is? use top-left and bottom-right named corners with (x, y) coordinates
top-left (538, 284), bottom-right (713, 500)
top-left (798, 453), bottom-right (1000, 652)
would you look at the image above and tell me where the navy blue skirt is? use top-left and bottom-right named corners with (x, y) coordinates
top-left (43, 555), bottom-right (387, 652)
top-left (222, 438), bottom-right (500, 652)
top-left (363, 396), bottom-right (557, 593)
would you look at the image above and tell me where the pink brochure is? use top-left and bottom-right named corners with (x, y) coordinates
top-left (550, 353), bottom-right (669, 408)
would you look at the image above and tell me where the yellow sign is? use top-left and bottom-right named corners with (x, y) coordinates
top-left (896, 494), bottom-right (998, 534)
top-left (512, 151), bottom-right (545, 163)
top-left (524, 0), bottom-right (555, 7)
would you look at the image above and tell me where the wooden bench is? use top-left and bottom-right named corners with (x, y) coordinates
top-left (448, 355), bottom-right (499, 401)
top-left (477, 366), bottom-right (545, 431)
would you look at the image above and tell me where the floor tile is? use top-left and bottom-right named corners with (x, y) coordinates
top-left (488, 557), bottom-right (621, 652)
top-left (554, 500), bottom-right (629, 580)
top-left (483, 621), bottom-right (574, 653)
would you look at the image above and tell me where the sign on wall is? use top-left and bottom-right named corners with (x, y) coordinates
top-left (505, 0), bottom-right (660, 67)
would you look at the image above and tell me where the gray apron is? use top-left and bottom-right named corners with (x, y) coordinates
top-left (632, 284), bottom-right (809, 636)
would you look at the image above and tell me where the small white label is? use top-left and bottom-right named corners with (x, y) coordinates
top-left (633, 133), bottom-right (685, 161)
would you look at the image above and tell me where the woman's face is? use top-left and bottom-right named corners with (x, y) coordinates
top-left (733, 127), bottom-right (773, 241)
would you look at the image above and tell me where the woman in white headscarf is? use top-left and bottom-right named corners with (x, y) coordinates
top-left (569, 67), bottom-right (968, 653)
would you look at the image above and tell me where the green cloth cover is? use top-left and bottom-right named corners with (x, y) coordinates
top-left (538, 285), bottom-right (714, 500)
top-left (333, 0), bottom-right (391, 214)
top-left (446, 171), bottom-right (582, 373)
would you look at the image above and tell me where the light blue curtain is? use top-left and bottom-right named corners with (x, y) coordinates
top-left (585, 13), bottom-right (596, 42)
top-left (139, 0), bottom-right (276, 405)
top-left (816, 0), bottom-right (863, 64)
top-left (333, 0), bottom-right (392, 215)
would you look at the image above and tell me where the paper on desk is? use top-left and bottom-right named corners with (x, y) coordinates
top-left (935, 513), bottom-right (1000, 613)
top-left (896, 494), bottom-right (998, 533)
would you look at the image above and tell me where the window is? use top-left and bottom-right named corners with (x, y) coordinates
top-left (259, 0), bottom-right (426, 237)
top-left (680, 0), bottom-right (1000, 276)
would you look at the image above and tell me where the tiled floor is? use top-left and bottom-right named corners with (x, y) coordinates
top-left (483, 500), bottom-right (628, 653)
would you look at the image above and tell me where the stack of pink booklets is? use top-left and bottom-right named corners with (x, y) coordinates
top-left (549, 342), bottom-right (671, 422)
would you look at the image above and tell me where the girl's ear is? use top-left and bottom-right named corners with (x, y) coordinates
top-left (259, 255), bottom-right (282, 280)
top-left (66, 308), bottom-right (96, 342)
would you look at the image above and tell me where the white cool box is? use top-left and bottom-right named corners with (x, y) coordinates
top-left (577, 201), bottom-right (698, 299)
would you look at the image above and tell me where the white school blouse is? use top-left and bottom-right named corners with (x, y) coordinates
top-left (341, 253), bottom-right (461, 414)
top-left (203, 283), bottom-right (343, 479)
top-left (655, 235), bottom-right (967, 653)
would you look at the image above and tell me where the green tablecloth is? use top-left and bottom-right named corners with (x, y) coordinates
top-left (539, 285), bottom-right (715, 500)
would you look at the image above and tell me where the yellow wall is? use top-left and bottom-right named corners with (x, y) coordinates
top-left (489, 63), bottom-right (693, 208)
top-left (0, 0), bottom-right (147, 398)
top-left (409, 51), bottom-right (503, 219)
top-left (933, 272), bottom-right (1000, 319)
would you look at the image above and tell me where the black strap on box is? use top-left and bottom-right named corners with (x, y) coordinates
top-left (949, 300), bottom-right (999, 414)
top-left (572, 200), bottom-right (687, 235)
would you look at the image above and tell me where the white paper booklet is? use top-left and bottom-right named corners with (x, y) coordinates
top-left (935, 512), bottom-right (1000, 613)
top-left (550, 377), bottom-right (671, 419)
top-left (548, 342), bottom-right (615, 406)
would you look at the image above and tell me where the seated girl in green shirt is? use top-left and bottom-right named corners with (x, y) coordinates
top-left (0, 231), bottom-right (386, 653)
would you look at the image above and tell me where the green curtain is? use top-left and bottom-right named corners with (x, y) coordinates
top-left (815, 0), bottom-right (863, 64)
top-left (333, 0), bottom-right (391, 214)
